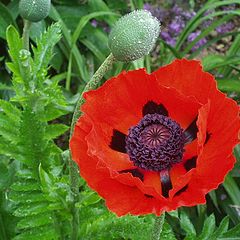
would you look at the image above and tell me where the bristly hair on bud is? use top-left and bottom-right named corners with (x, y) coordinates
top-left (19, 0), bottom-right (51, 22)
top-left (108, 10), bottom-right (161, 62)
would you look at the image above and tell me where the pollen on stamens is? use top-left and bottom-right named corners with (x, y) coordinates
top-left (126, 114), bottom-right (185, 171)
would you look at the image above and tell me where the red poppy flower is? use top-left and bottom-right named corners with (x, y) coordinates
top-left (70, 59), bottom-right (239, 216)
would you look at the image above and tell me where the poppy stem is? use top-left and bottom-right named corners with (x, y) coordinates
top-left (71, 53), bottom-right (116, 130)
top-left (68, 53), bottom-right (116, 240)
top-left (22, 20), bottom-right (31, 51)
top-left (152, 212), bottom-right (165, 240)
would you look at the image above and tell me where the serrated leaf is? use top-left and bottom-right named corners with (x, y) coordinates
top-left (0, 114), bottom-right (19, 142)
top-left (9, 191), bottom-right (45, 204)
top-left (211, 216), bottom-right (229, 239)
top-left (11, 181), bottom-right (40, 192)
top-left (6, 25), bottom-right (22, 66)
top-left (13, 202), bottom-right (50, 217)
top-left (18, 107), bottom-right (47, 167)
top-left (44, 124), bottom-right (69, 140)
top-left (198, 214), bottom-right (216, 240)
top-left (219, 222), bottom-right (240, 239)
top-left (39, 164), bottom-right (54, 190)
top-left (17, 213), bottom-right (53, 229)
top-left (0, 99), bottom-right (21, 120)
top-left (180, 211), bottom-right (196, 238)
top-left (161, 222), bottom-right (177, 240)
top-left (0, 137), bottom-right (18, 158)
top-left (32, 23), bottom-right (61, 83)
top-left (16, 169), bottom-right (37, 179)
top-left (39, 104), bottom-right (67, 122)
top-left (80, 191), bottom-right (101, 206)
top-left (13, 225), bottom-right (58, 240)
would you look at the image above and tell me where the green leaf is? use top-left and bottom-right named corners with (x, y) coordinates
top-left (13, 225), bottom-right (58, 240)
top-left (219, 222), bottom-right (240, 239)
top-left (80, 191), bottom-right (102, 207)
top-left (182, 15), bottom-right (233, 55)
top-left (72, 11), bottom-right (119, 44)
top-left (49, 5), bottom-right (90, 82)
top-left (44, 124), bottom-right (69, 140)
top-left (13, 202), bottom-right (50, 217)
top-left (6, 25), bottom-right (22, 66)
top-left (198, 214), bottom-right (216, 240)
top-left (80, 38), bottom-right (106, 62)
top-left (11, 181), bottom-right (41, 192)
top-left (189, 31), bottom-right (240, 59)
top-left (0, 162), bottom-right (10, 190)
top-left (211, 216), bottom-right (229, 238)
top-left (0, 99), bottom-right (21, 121)
top-left (0, 83), bottom-right (13, 91)
top-left (9, 191), bottom-right (46, 204)
top-left (203, 55), bottom-right (240, 71)
top-left (18, 107), bottom-right (46, 167)
top-left (180, 211), bottom-right (196, 237)
top-left (160, 40), bottom-right (182, 59)
top-left (17, 213), bottom-right (53, 230)
top-left (223, 174), bottom-right (240, 205)
top-left (0, 3), bottom-right (16, 39)
top-left (32, 23), bottom-right (62, 83)
top-left (217, 79), bottom-right (240, 92)
top-left (38, 164), bottom-right (54, 193)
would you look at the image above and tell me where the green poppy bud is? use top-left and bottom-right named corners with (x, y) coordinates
top-left (108, 10), bottom-right (160, 62)
top-left (19, 0), bottom-right (51, 22)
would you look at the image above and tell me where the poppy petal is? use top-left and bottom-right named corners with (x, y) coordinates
top-left (70, 59), bottom-right (240, 216)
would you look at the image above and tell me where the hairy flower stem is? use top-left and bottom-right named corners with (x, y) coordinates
top-left (152, 212), bottom-right (165, 240)
top-left (69, 53), bottom-right (116, 240)
top-left (22, 20), bottom-right (31, 51)
top-left (70, 53), bottom-right (116, 131)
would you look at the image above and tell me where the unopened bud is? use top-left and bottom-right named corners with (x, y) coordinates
top-left (19, 0), bottom-right (51, 22)
top-left (108, 10), bottom-right (160, 62)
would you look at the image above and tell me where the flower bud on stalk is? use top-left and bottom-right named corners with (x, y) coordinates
top-left (108, 10), bottom-right (160, 62)
top-left (19, 0), bottom-right (51, 22)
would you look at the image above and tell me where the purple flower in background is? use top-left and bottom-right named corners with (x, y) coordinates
top-left (144, 3), bottom-right (197, 47)
top-left (171, 4), bottom-right (182, 15)
top-left (91, 19), bottom-right (98, 28)
top-left (91, 19), bottom-right (110, 33)
top-left (160, 31), bottom-right (176, 46)
top-left (188, 31), bottom-right (207, 51)
top-left (143, 3), bottom-right (152, 12)
top-left (182, 10), bottom-right (195, 20)
top-left (216, 22), bottom-right (235, 34)
top-left (222, 4), bottom-right (236, 11)
top-left (169, 16), bottom-right (185, 35)
top-left (143, 3), bottom-right (166, 21)
top-left (143, 2), bottom-right (236, 52)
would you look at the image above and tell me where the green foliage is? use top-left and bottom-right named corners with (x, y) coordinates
top-left (0, 2), bottom-right (16, 39)
top-left (170, 210), bottom-right (240, 240)
top-left (0, 0), bottom-right (240, 239)
top-left (0, 23), bottom-right (70, 239)
top-left (78, 188), bottom-right (176, 240)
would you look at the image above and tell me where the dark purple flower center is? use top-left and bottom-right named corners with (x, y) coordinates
top-left (126, 113), bottom-right (185, 171)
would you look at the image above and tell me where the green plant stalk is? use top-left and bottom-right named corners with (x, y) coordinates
top-left (0, 213), bottom-right (7, 240)
top-left (70, 53), bottom-right (116, 133)
top-left (22, 20), bottom-right (31, 51)
top-left (152, 212), bottom-right (165, 240)
top-left (69, 53), bottom-right (116, 240)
